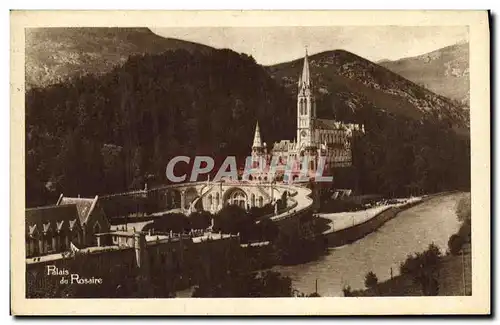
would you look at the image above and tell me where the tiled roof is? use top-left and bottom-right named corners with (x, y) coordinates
top-left (26, 205), bottom-right (81, 236)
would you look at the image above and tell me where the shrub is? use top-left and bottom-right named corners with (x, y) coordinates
top-left (364, 271), bottom-right (378, 289)
top-left (342, 285), bottom-right (353, 297)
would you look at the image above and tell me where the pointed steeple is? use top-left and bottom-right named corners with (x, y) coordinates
top-left (299, 48), bottom-right (311, 89)
top-left (252, 121), bottom-right (262, 148)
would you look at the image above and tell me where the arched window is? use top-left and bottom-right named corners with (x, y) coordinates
top-left (208, 194), bottom-right (213, 208)
top-left (231, 191), bottom-right (246, 208)
top-left (304, 99), bottom-right (308, 115)
top-left (215, 192), bottom-right (220, 208)
top-left (251, 194), bottom-right (255, 207)
top-left (258, 196), bottom-right (264, 207)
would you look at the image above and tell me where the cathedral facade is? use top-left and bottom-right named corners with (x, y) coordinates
top-left (251, 50), bottom-right (364, 182)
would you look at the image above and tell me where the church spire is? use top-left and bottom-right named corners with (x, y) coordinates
top-left (299, 48), bottom-right (311, 89)
top-left (252, 121), bottom-right (262, 148)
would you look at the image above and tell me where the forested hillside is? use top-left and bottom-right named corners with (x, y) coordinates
top-left (26, 49), bottom-right (295, 206)
top-left (26, 46), bottom-right (470, 208)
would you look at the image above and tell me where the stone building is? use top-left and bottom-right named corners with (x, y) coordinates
top-left (25, 204), bottom-right (83, 257)
top-left (56, 194), bottom-right (111, 247)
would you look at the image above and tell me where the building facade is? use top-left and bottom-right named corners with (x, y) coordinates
top-left (25, 204), bottom-right (83, 257)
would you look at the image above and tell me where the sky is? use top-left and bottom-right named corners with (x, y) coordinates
top-left (152, 26), bottom-right (468, 65)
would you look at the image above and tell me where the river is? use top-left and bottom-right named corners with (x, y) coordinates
top-left (271, 192), bottom-right (468, 296)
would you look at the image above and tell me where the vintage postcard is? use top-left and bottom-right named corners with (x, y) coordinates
top-left (10, 10), bottom-right (490, 315)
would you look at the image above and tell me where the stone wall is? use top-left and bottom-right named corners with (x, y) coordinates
top-left (322, 192), bottom-right (454, 247)
top-left (26, 232), bottom-right (240, 298)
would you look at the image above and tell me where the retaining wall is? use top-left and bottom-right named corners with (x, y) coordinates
top-left (323, 192), bottom-right (456, 247)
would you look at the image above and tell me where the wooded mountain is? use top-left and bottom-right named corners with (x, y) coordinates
top-left (25, 35), bottom-right (470, 208)
top-left (26, 49), bottom-right (296, 206)
top-left (379, 43), bottom-right (469, 107)
top-left (26, 28), bottom-right (214, 89)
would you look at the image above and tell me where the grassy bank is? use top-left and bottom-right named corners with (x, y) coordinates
top-left (348, 193), bottom-right (471, 297)
top-left (349, 242), bottom-right (471, 296)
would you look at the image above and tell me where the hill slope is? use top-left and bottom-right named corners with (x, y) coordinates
top-left (268, 49), bottom-right (469, 132)
top-left (26, 44), bottom-right (470, 208)
top-left (380, 43), bottom-right (469, 107)
top-left (25, 27), bottom-right (214, 89)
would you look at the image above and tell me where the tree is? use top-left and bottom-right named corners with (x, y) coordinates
top-left (364, 271), bottom-right (378, 289)
top-left (399, 243), bottom-right (441, 296)
top-left (143, 213), bottom-right (190, 233)
top-left (192, 270), bottom-right (293, 297)
top-left (213, 204), bottom-right (249, 234)
top-left (448, 234), bottom-right (464, 255)
top-left (258, 218), bottom-right (279, 241)
top-left (188, 210), bottom-right (213, 230)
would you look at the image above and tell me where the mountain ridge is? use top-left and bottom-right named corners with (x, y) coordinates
top-left (25, 27), bottom-right (215, 89)
top-left (379, 43), bottom-right (469, 107)
top-left (268, 49), bottom-right (469, 133)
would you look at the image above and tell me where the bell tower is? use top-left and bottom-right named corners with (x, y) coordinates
top-left (297, 49), bottom-right (316, 149)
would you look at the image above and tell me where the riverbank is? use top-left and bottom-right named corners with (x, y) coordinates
top-left (271, 192), bottom-right (466, 296)
top-left (349, 242), bottom-right (472, 296)
top-left (320, 192), bottom-right (456, 248)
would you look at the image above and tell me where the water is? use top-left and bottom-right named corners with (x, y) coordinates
top-left (272, 192), bottom-right (467, 296)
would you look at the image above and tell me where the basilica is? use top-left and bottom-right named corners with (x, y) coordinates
top-left (251, 50), bottom-right (364, 181)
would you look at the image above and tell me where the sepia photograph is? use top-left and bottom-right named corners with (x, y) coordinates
top-left (10, 10), bottom-right (490, 315)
